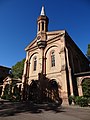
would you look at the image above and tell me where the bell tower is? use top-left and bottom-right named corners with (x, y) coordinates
top-left (37, 6), bottom-right (49, 48)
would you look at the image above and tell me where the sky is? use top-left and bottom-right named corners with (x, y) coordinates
top-left (0, 0), bottom-right (90, 68)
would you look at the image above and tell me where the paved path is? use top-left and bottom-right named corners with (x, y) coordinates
top-left (0, 102), bottom-right (90, 120)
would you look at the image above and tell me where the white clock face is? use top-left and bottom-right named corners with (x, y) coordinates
top-left (37, 36), bottom-right (41, 42)
top-left (37, 36), bottom-right (41, 40)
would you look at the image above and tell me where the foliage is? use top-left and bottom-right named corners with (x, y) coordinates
top-left (88, 97), bottom-right (90, 105)
top-left (75, 96), bottom-right (88, 107)
top-left (1, 84), bottom-right (12, 100)
top-left (68, 95), bottom-right (75, 104)
top-left (86, 44), bottom-right (90, 61)
top-left (11, 58), bottom-right (25, 79)
top-left (12, 86), bottom-right (21, 101)
top-left (28, 78), bottom-right (62, 105)
top-left (1, 83), bottom-right (21, 101)
top-left (69, 95), bottom-right (90, 107)
top-left (1, 95), bottom-right (6, 99)
top-left (82, 78), bottom-right (90, 98)
top-left (87, 44), bottom-right (90, 55)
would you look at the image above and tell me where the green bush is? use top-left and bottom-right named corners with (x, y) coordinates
top-left (1, 95), bottom-right (6, 99)
top-left (75, 96), bottom-right (88, 107)
top-left (1, 94), bottom-right (12, 101)
top-left (69, 95), bottom-right (75, 105)
top-left (82, 78), bottom-right (90, 98)
top-left (88, 97), bottom-right (90, 105)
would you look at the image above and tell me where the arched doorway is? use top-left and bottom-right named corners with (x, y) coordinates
top-left (2, 84), bottom-right (10, 99)
top-left (28, 79), bottom-right (62, 104)
top-left (28, 80), bottom-right (40, 102)
top-left (13, 85), bottom-right (20, 100)
top-left (48, 79), bottom-right (62, 103)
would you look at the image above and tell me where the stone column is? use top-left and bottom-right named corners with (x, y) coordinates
top-left (1, 84), bottom-right (6, 96)
top-left (12, 86), bottom-right (14, 94)
top-left (65, 47), bottom-right (74, 96)
top-left (21, 60), bottom-right (28, 100)
top-left (60, 47), bottom-right (69, 105)
top-left (77, 77), bottom-right (83, 96)
top-left (78, 85), bottom-right (83, 96)
top-left (39, 48), bottom-right (44, 74)
top-left (61, 71), bottom-right (69, 105)
top-left (21, 61), bottom-right (27, 90)
top-left (68, 68), bottom-right (74, 96)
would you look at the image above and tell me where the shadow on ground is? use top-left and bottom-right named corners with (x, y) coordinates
top-left (0, 101), bottom-right (65, 117)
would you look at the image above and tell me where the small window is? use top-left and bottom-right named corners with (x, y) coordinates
top-left (38, 23), bottom-right (40, 31)
top-left (42, 22), bottom-right (44, 31)
top-left (33, 57), bottom-right (37, 71)
top-left (51, 51), bottom-right (55, 67)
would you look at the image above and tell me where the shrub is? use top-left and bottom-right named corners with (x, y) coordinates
top-left (1, 95), bottom-right (6, 99)
top-left (1, 94), bottom-right (12, 101)
top-left (82, 78), bottom-right (90, 98)
top-left (88, 97), bottom-right (90, 105)
top-left (69, 95), bottom-right (75, 105)
top-left (75, 96), bottom-right (88, 107)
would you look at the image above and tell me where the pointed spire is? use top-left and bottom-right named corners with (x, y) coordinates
top-left (40, 6), bottom-right (46, 16)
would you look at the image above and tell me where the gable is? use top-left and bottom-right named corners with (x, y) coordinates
top-left (25, 37), bottom-right (37, 51)
top-left (25, 30), bottom-right (65, 51)
top-left (3, 76), bottom-right (11, 82)
top-left (46, 30), bottom-right (65, 41)
top-left (46, 30), bottom-right (65, 45)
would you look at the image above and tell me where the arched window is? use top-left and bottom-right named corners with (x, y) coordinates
top-left (33, 57), bottom-right (37, 71)
top-left (38, 23), bottom-right (40, 31)
top-left (51, 51), bottom-right (55, 67)
top-left (42, 22), bottom-right (44, 31)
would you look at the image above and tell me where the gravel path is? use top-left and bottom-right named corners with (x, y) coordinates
top-left (0, 102), bottom-right (90, 120)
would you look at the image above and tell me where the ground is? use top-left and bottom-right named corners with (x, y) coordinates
top-left (0, 102), bottom-right (90, 120)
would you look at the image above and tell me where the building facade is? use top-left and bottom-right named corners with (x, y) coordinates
top-left (0, 66), bottom-right (11, 96)
top-left (22, 6), bottom-right (90, 105)
top-left (1, 76), bottom-right (22, 98)
top-left (0, 66), bottom-right (11, 84)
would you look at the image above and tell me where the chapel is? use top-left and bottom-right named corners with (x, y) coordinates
top-left (21, 6), bottom-right (89, 105)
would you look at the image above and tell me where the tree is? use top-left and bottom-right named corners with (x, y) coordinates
top-left (11, 58), bottom-right (25, 79)
top-left (86, 44), bottom-right (90, 61)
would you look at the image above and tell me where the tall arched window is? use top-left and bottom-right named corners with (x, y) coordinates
top-left (51, 51), bottom-right (55, 67)
top-left (38, 23), bottom-right (40, 31)
top-left (42, 22), bottom-right (44, 31)
top-left (33, 57), bottom-right (37, 71)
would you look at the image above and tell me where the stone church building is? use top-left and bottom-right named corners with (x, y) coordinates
top-left (21, 6), bottom-right (90, 105)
